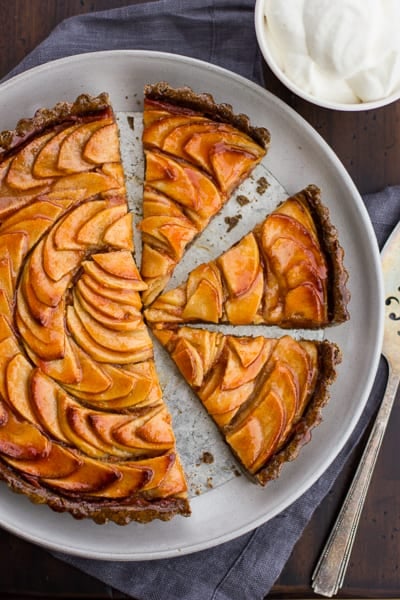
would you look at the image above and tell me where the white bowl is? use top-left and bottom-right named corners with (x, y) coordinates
top-left (254, 0), bottom-right (400, 111)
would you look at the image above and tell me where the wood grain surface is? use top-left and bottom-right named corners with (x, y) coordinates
top-left (0, 2), bottom-right (399, 599)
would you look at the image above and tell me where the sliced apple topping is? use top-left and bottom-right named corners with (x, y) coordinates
top-left (57, 119), bottom-right (112, 173)
top-left (146, 186), bottom-right (348, 330)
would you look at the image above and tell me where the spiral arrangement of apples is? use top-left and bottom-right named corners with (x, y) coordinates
top-left (0, 95), bottom-right (189, 524)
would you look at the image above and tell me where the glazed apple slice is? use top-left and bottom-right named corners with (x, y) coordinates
top-left (53, 200), bottom-right (108, 250)
top-left (5, 353), bottom-right (37, 423)
top-left (15, 286), bottom-right (65, 360)
top-left (33, 123), bottom-right (82, 177)
top-left (74, 288), bottom-right (141, 332)
top-left (26, 334), bottom-right (82, 386)
top-left (51, 171), bottom-right (122, 200)
top-left (226, 387), bottom-right (286, 474)
top-left (80, 272), bottom-right (143, 308)
top-left (5, 442), bottom-right (81, 479)
top-left (43, 225), bottom-right (84, 282)
top-left (0, 335), bottom-right (23, 400)
top-left (43, 455), bottom-right (119, 493)
top-left (66, 305), bottom-right (153, 364)
top-left (30, 370), bottom-right (71, 444)
top-left (0, 232), bottom-right (28, 284)
top-left (73, 293), bottom-right (151, 354)
top-left (6, 131), bottom-right (55, 189)
top-left (76, 277), bottom-right (141, 322)
top-left (25, 240), bottom-right (71, 310)
top-left (76, 203), bottom-right (127, 247)
top-left (83, 122), bottom-right (121, 164)
top-left (145, 150), bottom-right (222, 219)
top-left (102, 212), bottom-right (134, 251)
top-left (0, 402), bottom-right (50, 460)
top-left (57, 119), bottom-right (112, 172)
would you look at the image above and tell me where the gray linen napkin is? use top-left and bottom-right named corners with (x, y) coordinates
top-left (3, 2), bottom-right (399, 599)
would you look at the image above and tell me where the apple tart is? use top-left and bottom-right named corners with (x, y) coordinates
top-left (139, 82), bottom-right (270, 305)
top-left (145, 185), bottom-right (350, 329)
top-left (154, 327), bottom-right (341, 485)
top-left (0, 94), bottom-right (189, 524)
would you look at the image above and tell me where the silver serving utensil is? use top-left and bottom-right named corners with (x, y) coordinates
top-left (312, 220), bottom-right (400, 597)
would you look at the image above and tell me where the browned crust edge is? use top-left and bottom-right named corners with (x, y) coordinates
top-left (255, 340), bottom-right (342, 486)
top-left (0, 459), bottom-right (191, 525)
top-left (0, 93), bottom-right (112, 161)
top-left (300, 184), bottom-right (351, 325)
top-left (144, 81), bottom-right (271, 151)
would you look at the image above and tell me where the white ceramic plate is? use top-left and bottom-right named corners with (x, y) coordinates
top-left (0, 50), bottom-right (384, 561)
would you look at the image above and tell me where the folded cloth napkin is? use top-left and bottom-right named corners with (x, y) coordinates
top-left (3, 2), bottom-right (400, 599)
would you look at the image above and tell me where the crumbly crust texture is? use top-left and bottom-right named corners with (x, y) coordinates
top-left (144, 82), bottom-right (271, 150)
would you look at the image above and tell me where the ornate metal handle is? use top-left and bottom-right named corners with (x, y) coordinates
top-left (311, 364), bottom-right (400, 597)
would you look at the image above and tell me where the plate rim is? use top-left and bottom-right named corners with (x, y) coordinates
top-left (0, 49), bottom-right (384, 561)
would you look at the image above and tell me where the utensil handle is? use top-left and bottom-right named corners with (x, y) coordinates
top-left (312, 365), bottom-right (400, 597)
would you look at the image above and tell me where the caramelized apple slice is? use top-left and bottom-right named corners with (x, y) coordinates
top-left (43, 225), bottom-right (84, 282)
top-left (33, 124), bottom-right (82, 177)
top-left (170, 337), bottom-right (204, 388)
top-left (225, 269), bottom-right (264, 325)
top-left (66, 306), bottom-right (153, 364)
top-left (81, 272), bottom-right (142, 308)
top-left (82, 259), bottom-right (146, 292)
top-left (16, 286), bottom-right (65, 359)
top-left (0, 403), bottom-right (50, 460)
top-left (30, 370), bottom-right (70, 443)
top-left (83, 122), bottom-right (121, 164)
top-left (92, 250), bottom-right (143, 282)
top-left (5, 442), bottom-right (81, 479)
top-left (145, 150), bottom-right (222, 216)
top-left (5, 353), bottom-right (37, 423)
top-left (25, 240), bottom-right (71, 310)
top-left (103, 212), bottom-right (134, 250)
top-left (218, 233), bottom-right (260, 297)
top-left (89, 463), bottom-right (151, 498)
top-left (0, 232), bottom-right (28, 283)
top-left (76, 203), bottom-right (127, 246)
top-left (226, 388), bottom-right (286, 474)
top-left (53, 200), bottom-right (107, 250)
top-left (6, 132), bottom-right (55, 189)
top-left (43, 455), bottom-right (119, 493)
top-left (0, 335), bottom-right (24, 400)
top-left (74, 288), bottom-right (141, 332)
top-left (57, 119), bottom-right (111, 172)
top-left (76, 277), bottom-right (141, 321)
top-left (52, 171), bottom-right (122, 197)
top-left (27, 334), bottom-right (82, 386)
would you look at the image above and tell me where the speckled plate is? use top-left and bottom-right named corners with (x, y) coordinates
top-left (0, 50), bottom-right (383, 560)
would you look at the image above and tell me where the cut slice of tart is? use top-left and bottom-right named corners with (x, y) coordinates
top-left (139, 82), bottom-right (271, 305)
top-left (0, 94), bottom-right (190, 524)
top-left (154, 326), bottom-right (341, 485)
top-left (145, 185), bottom-right (350, 329)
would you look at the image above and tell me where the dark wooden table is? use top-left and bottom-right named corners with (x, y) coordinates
top-left (0, 2), bottom-right (399, 599)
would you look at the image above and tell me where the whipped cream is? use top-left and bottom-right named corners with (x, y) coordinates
top-left (263, 0), bottom-right (400, 104)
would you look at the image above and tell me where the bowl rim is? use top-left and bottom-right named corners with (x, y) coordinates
top-left (254, 0), bottom-right (400, 112)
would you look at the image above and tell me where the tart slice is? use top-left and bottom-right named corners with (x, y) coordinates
top-left (0, 94), bottom-right (190, 524)
top-left (145, 185), bottom-right (350, 329)
top-left (154, 326), bottom-right (341, 485)
top-left (140, 82), bottom-right (270, 305)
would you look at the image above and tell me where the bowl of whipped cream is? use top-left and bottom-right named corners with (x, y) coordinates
top-left (255, 0), bottom-right (400, 111)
